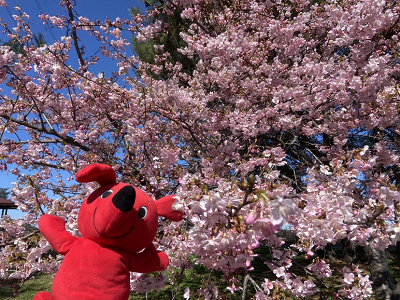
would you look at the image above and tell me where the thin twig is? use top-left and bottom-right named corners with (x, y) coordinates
top-left (171, 264), bottom-right (187, 300)
top-left (242, 274), bottom-right (263, 300)
top-left (6, 270), bottom-right (42, 300)
top-left (6, 230), bottom-right (40, 245)
top-left (66, 1), bottom-right (85, 66)
top-left (0, 114), bottom-right (90, 152)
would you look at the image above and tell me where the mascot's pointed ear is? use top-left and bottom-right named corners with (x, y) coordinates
top-left (156, 195), bottom-right (185, 222)
top-left (76, 163), bottom-right (117, 186)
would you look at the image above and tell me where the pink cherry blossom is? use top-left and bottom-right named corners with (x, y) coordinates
top-left (270, 197), bottom-right (297, 226)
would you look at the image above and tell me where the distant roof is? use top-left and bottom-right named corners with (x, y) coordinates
top-left (0, 198), bottom-right (18, 209)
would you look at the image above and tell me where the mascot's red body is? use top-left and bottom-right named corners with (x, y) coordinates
top-left (33, 163), bottom-right (184, 300)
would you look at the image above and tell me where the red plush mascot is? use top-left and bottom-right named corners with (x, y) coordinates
top-left (33, 163), bottom-right (184, 300)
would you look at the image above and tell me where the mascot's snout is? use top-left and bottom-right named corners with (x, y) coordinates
top-left (110, 185), bottom-right (136, 212)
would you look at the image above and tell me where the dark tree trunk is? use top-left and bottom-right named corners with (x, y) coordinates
top-left (366, 244), bottom-right (394, 300)
top-left (342, 238), bottom-right (357, 263)
top-left (386, 248), bottom-right (394, 260)
top-left (341, 238), bottom-right (367, 263)
top-left (316, 243), bottom-right (337, 262)
top-left (396, 241), bottom-right (400, 261)
top-left (325, 243), bottom-right (338, 262)
top-left (393, 282), bottom-right (400, 300)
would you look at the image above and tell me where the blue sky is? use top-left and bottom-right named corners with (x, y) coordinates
top-left (0, 0), bottom-right (145, 218)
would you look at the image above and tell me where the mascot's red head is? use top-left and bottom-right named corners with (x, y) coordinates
top-left (75, 163), bottom-right (184, 253)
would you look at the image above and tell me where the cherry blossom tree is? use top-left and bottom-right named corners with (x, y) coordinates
top-left (1, 0), bottom-right (400, 299)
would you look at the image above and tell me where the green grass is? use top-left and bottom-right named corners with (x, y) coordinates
top-left (0, 274), bottom-right (53, 300)
top-left (127, 265), bottom-right (241, 300)
top-left (0, 266), bottom-right (243, 300)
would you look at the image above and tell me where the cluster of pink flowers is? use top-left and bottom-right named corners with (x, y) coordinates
top-left (339, 266), bottom-right (373, 299)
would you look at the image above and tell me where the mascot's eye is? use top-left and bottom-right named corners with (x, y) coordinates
top-left (101, 190), bottom-right (113, 199)
top-left (138, 206), bottom-right (148, 219)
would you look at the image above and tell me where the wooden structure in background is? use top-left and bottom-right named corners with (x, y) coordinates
top-left (0, 198), bottom-right (18, 217)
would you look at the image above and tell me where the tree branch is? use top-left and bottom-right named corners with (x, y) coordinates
top-left (66, 1), bottom-right (86, 67)
top-left (242, 274), bottom-right (263, 300)
top-left (5, 230), bottom-right (40, 246)
top-left (0, 114), bottom-right (90, 151)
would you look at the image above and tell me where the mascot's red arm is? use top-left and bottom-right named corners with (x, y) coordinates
top-left (126, 194), bottom-right (184, 273)
top-left (127, 243), bottom-right (169, 273)
top-left (38, 214), bottom-right (79, 255)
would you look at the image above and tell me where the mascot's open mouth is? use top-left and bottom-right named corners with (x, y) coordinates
top-left (93, 208), bottom-right (135, 239)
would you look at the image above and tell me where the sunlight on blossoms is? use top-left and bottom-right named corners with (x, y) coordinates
top-left (270, 197), bottom-right (297, 226)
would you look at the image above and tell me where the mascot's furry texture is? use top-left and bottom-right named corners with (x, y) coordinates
top-left (33, 163), bottom-right (184, 300)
